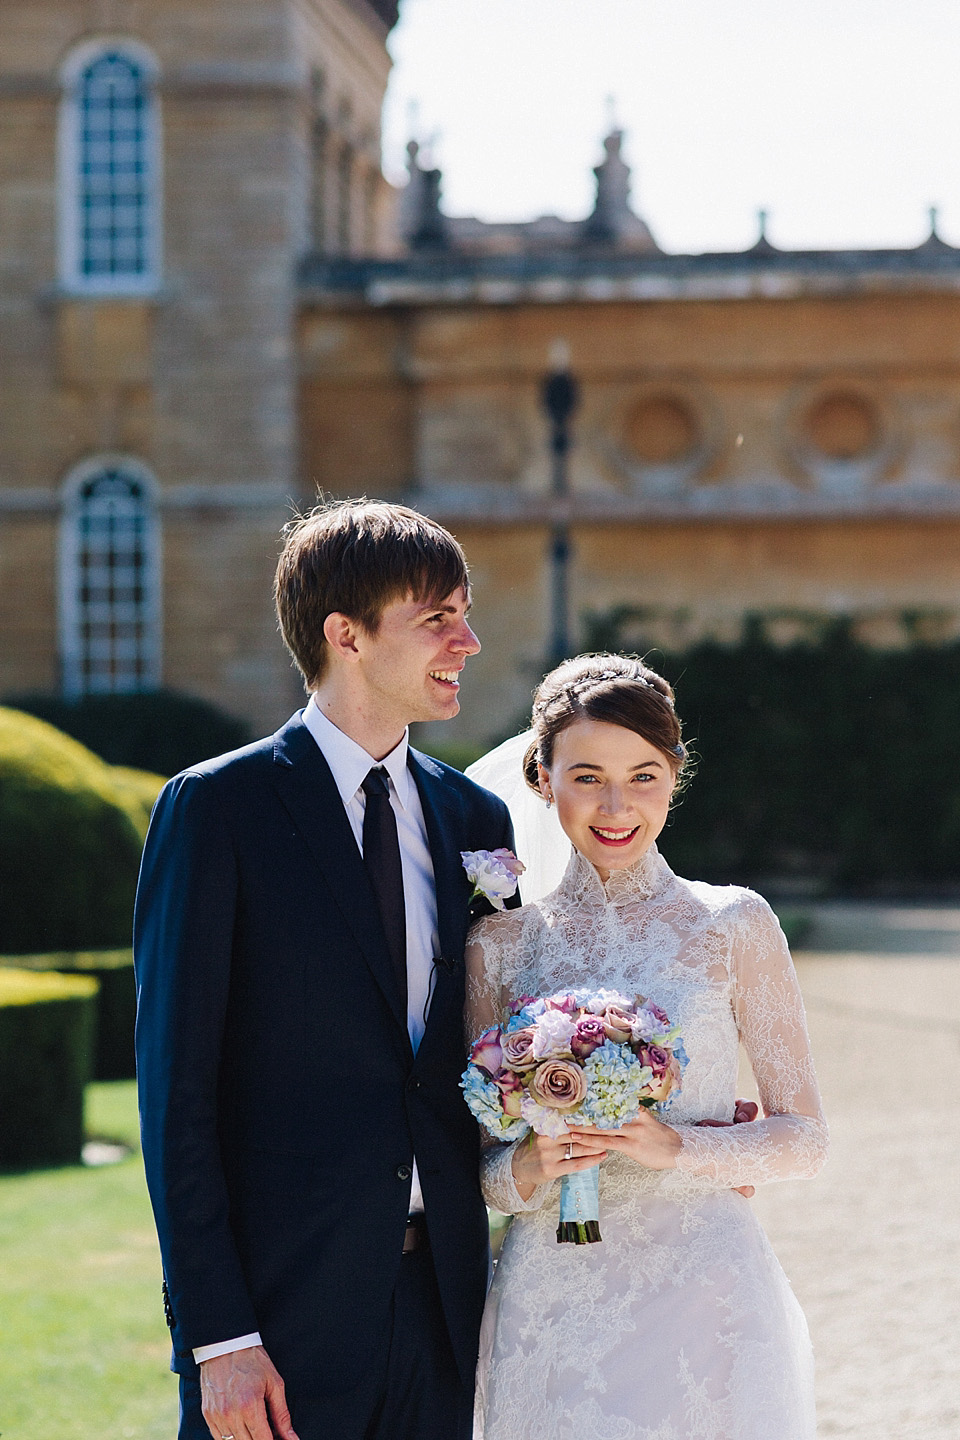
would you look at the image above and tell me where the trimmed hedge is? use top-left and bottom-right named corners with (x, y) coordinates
top-left (5, 689), bottom-right (253, 776)
top-left (0, 968), bottom-right (98, 1169)
top-left (106, 767), bottom-right (166, 842)
top-left (0, 709), bottom-right (148, 953)
top-left (0, 949), bottom-right (135, 1080)
top-left (580, 613), bottom-right (960, 889)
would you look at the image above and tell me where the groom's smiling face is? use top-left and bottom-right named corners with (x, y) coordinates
top-left (354, 585), bottom-right (480, 729)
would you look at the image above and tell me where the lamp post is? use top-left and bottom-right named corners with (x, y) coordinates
top-left (541, 342), bottom-right (580, 666)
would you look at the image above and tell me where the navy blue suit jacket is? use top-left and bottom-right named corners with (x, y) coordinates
top-left (134, 711), bottom-right (515, 1401)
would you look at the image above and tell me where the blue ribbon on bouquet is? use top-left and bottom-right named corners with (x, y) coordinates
top-left (557, 1165), bottom-right (601, 1244)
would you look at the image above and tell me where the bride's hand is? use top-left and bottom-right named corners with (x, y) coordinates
top-left (569, 1111), bottom-right (682, 1171)
top-left (511, 1128), bottom-right (608, 1201)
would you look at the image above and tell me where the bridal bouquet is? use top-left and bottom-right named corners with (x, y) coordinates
top-left (462, 988), bottom-right (687, 1244)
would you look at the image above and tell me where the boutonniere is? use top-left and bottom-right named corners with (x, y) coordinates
top-left (461, 848), bottom-right (526, 912)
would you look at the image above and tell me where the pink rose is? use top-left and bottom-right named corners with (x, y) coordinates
top-left (469, 1027), bottom-right (503, 1077)
top-left (495, 1069), bottom-right (525, 1118)
top-left (501, 1027), bottom-right (538, 1072)
top-left (530, 1058), bottom-right (587, 1111)
top-left (571, 1017), bottom-right (607, 1061)
top-left (602, 1003), bottom-right (636, 1043)
top-left (546, 993), bottom-right (579, 1016)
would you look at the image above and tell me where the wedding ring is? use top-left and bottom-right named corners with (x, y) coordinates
top-left (565, 1141), bottom-right (573, 1161)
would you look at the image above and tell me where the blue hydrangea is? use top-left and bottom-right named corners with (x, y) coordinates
top-left (460, 1064), bottom-right (529, 1140)
top-left (573, 1040), bottom-right (651, 1129)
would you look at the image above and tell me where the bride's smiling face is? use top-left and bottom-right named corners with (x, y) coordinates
top-left (539, 718), bottom-right (676, 881)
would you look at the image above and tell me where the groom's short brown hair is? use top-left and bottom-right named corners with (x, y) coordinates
top-left (275, 499), bottom-right (470, 688)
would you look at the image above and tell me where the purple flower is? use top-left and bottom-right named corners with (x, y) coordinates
top-left (571, 1016), bottom-right (608, 1061)
top-left (637, 1044), bottom-right (671, 1076)
top-left (469, 1027), bottom-right (503, 1077)
top-left (495, 1069), bottom-right (525, 1118)
top-left (531, 1008), bottom-right (577, 1059)
top-left (461, 848), bottom-right (525, 910)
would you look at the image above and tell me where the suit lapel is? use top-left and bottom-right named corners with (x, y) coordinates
top-left (408, 749), bottom-right (474, 1055)
top-left (272, 714), bottom-right (411, 1045)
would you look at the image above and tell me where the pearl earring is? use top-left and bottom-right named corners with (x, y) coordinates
top-left (544, 793), bottom-right (553, 810)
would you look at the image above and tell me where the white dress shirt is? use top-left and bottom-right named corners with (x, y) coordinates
top-left (194, 700), bottom-right (440, 1363)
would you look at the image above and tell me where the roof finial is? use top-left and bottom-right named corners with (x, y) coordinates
top-left (748, 206), bottom-right (776, 254)
top-left (929, 204), bottom-right (940, 239)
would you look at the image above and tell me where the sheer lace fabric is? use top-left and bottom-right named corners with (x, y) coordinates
top-left (466, 845), bottom-right (827, 1440)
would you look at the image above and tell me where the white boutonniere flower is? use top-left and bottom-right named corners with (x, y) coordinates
top-left (461, 848), bottom-right (526, 911)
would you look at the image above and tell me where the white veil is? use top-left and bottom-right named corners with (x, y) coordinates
top-left (465, 731), bottom-right (571, 904)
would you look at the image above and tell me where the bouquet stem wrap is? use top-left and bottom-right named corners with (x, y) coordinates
top-left (557, 1165), bottom-right (601, 1244)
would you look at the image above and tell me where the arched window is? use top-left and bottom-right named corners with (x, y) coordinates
top-left (59, 458), bottom-right (162, 697)
top-left (58, 40), bottom-right (161, 293)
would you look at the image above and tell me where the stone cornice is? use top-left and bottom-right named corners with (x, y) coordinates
top-left (0, 483), bottom-right (294, 514)
top-left (299, 243), bottom-right (960, 307)
top-left (399, 481), bottom-right (960, 527)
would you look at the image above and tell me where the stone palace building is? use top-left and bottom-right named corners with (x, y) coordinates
top-left (3, 0), bottom-right (960, 747)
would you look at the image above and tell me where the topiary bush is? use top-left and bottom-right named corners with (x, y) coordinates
top-left (0, 968), bottom-right (98, 1169)
top-left (0, 709), bottom-right (147, 953)
top-left (106, 767), bottom-right (167, 841)
top-left (5, 689), bottom-right (253, 775)
top-left (0, 949), bottom-right (135, 1080)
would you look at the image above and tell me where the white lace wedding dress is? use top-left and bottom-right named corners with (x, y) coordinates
top-left (467, 844), bottom-right (828, 1440)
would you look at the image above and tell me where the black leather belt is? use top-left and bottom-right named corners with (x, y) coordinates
top-left (403, 1214), bottom-right (428, 1254)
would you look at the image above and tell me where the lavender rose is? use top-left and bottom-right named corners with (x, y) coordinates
top-left (501, 1026), bottom-right (538, 1072)
top-left (637, 1043), bottom-right (671, 1076)
top-left (602, 1003), bottom-right (637, 1043)
top-left (571, 1016), bottom-right (608, 1061)
top-left (469, 1027), bottom-right (503, 1077)
top-left (530, 1058), bottom-right (588, 1111)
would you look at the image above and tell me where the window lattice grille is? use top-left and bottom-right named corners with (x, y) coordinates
top-left (64, 469), bottom-right (159, 695)
top-left (76, 51), bottom-right (152, 279)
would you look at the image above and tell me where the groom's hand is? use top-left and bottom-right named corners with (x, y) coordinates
top-left (200, 1344), bottom-right (299, 1440)
top-left (697, 1098), bottom-right (760, 1199)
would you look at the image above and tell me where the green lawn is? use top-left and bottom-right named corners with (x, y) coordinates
top-left (0, 1081), bottom-right (178, 1439)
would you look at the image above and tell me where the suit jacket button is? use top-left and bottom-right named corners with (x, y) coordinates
top-left (407, 1076), bottom-right (421, 1092)
top-left (396, 1164), bottom-right (412, 1181)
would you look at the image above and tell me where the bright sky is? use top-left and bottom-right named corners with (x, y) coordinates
top-left (382, 0), bottom-right (959, 254)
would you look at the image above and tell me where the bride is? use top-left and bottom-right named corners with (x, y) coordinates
top-left (465, 654), bottom-right (828, 1440)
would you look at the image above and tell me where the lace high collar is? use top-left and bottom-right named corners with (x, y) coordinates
top-left (553, 842), bottom-right (673, 910)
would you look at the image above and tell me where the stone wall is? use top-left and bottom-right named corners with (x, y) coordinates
top-left (0, 0), bottom-right (393, 735)
top-left (302, 288), bottom-right (960, 746)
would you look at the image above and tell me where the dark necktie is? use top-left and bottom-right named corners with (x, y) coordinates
top-left (361, 767), bottom-right (407, 1009)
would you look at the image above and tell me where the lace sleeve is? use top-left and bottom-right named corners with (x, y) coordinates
top-left (673, 893), bottom-right (829, 1188)
top-left (465, 915), bottom-right (553, 1216)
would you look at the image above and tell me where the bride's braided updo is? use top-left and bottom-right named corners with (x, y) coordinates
top-left (522, 653), bottom-right (689, 796)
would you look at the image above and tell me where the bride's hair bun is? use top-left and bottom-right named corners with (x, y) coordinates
top-left (522, 653), bottom-right (689, 796)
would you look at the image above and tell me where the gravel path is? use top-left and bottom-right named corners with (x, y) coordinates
top-left (748, 903), bottom-right (960, 1439)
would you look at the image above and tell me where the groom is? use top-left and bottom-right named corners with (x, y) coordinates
top-left (134, 500), bottom-right (517, 1440)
